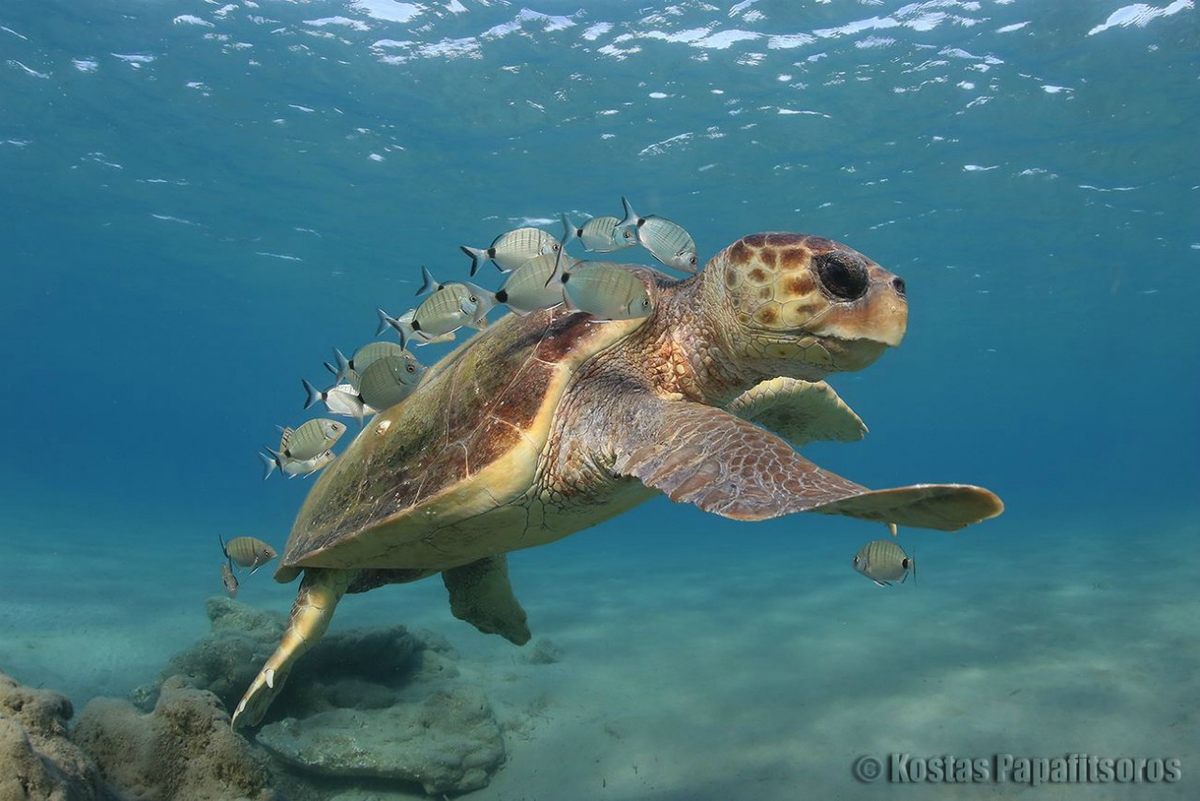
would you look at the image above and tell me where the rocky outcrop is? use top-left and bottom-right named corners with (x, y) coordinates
top-left (129, 598), bottom-right (507, 795)
top-left (0, 672), bottom-right (101, 801)
top-left (257, 686), bottom-right (504, 795)
top-left (73, 676), bottom-right (275, 801)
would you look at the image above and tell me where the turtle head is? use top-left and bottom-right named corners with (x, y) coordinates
top-left (706, 232), bottom-right (907, 379)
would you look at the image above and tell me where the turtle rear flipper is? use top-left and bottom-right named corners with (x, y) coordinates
top-left (442, 555), bottom-right (531, 646)
top-left (612, 400), bottom-right (1001, 531)
top-left (232, 568), bottom-right (354, 730)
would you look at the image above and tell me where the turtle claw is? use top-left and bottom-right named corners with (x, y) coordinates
top-left (232, 667), bottom-right (279, 730)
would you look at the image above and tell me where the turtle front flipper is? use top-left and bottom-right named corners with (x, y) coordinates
top-left (612, 399), bottom-right (1002, 531)
top-left (442, 555), bottom-right (531, 645)
top-left (726, 377), bottom-right (867, 447)
top-left (231, 567), bottom-right (354, 730)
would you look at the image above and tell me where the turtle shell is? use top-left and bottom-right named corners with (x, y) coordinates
top-left (275, 298), bottom-right (650, 581)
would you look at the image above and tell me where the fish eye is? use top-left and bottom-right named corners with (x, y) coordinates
top-left (469, 295), bottom-right (478, 302)
top-left (406, 365), bottom-right (415, 372)
top-left (641, 298), bottom-right (651, 308)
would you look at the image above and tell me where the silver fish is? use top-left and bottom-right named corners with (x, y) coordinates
top-left (852, 539), bottom-right (916, 587)
top-left (548, 257), bottom-right (654, 321)
top-left (493, 251), bottom-right (571, 315)
top-left (375, 309), bottom-right (456, 346)
top-left (619, 196), bottom-right (699, 273)
top-left (220, 535), bottom-right (278, 574)
top-left (560, 213), bottom-right (634, 253)
top-left (302, 378), bottom-right (371, 425)
top-left (381, 278), bottom-right (496, 345)
top-left (277, 418), bottom-right (346, 462)
top-left (461, 227), bottom-right (561, 275)
top-left (357, 354), bottom-right (424, 411)
top-left (333, 341), bottom-right (411, 386)
top-left (221, 561), bottom-right (239, 598)
top-left (259, 446), bottom-right (336, 480)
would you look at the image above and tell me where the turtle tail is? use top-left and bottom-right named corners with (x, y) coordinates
top-left (231, 567), bottom-right (355, 730)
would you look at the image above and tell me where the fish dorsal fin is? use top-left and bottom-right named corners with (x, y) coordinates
top-left (726, 377), bottom-right (867, 448)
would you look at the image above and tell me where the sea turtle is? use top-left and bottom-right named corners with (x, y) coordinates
top-left (232, 232), bottom-right (1003, 729)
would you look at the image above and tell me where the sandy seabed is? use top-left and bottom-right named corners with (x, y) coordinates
top-left (1, 503), bottom-right (1196, 800)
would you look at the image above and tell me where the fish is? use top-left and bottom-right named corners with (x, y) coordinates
top-left (332, 341), bottom-right (413, 386)
top-left (302, 378), bottom-right (372, 424)
top-left (547, 257), bottom-right (654, 321)
top-left (492, 251), bottom-right (571, 315)
top-left (374, 309), bottom-right (457, 346)
top-left (560, 213), bottom-right (634, 253)
top-left (851, 539), bottom-right (916, 587)
top-left (259, 446), bottom-right (336, 480)
top-left (379, 275), bottom-right (497, 345)
top-left (219, 535), bottom-right (278, 574)
top-left (357, 353), bottom-right (424, 411)
top-left (276, 418), bottom-right (346, 462)
top-left (221, 561), bottom-right (239, 598)
top-left (618, 196), bottom-right (699, 273)
top-left (460, 227), bottom-right (561, 275)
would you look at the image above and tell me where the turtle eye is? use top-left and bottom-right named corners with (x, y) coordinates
top-left (816, 252), bottom-right (869, 301)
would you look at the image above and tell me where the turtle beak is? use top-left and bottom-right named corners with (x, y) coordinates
top-left (810, 266), bottom-right (908, 348)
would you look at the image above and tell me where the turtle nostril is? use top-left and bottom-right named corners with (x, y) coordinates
top-left (891, 276), bottom-right (907, 297)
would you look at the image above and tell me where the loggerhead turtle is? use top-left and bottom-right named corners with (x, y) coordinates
top-left (232, 232), bottom-right (1003, 728)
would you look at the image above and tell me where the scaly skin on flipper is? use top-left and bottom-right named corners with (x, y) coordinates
top-left (231, 568), bottom-right (354, 730)
top-left (609, 397), bottom-right (1001, 529)
top-left (442, 555), bottom-right (531, 645)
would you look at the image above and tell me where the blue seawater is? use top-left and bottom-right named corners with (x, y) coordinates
top-left (1, 1), bottom-right (1197, 799)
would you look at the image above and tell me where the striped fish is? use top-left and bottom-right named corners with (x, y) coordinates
top-left (561, 213), bottom-right (634, 253)
top-left (277, 418), bottom-right (346, 462)
top-left (619, 196), bottom-right (698, 273)
top-left (357, 354), bottom-right (424, 412)
top-left (461, 227), bottom-right (561, 275)
top-left (851, 539), bottom-right (915, 587)
top-left (220, 535), bottom-right (278, 574)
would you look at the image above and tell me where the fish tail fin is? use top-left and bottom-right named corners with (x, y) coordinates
top-left (910, 545), bottom-right (916, 585)
top-left (258, 451), bottom-right (277, 481)
top-left (374, 308), bottom-right (393, 337)
top-left (333, 349), bottom-right (351, 384)
top-left (301, 379), bottom-right (323, 410)
top-left (376, 310), bottom-right (409, 350)
top-left (416, 265), bottom-right (437, 296)
top-left (460, 245), bottom-right (486, 277)
top-left (618, 195), bottom-right (640, 233)
top-left (560, 212), bottom-right (579, 250)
